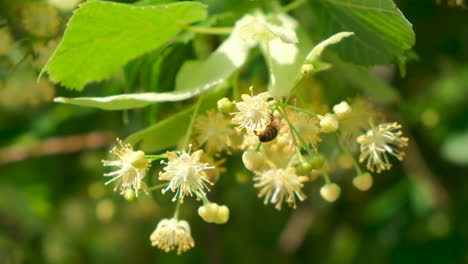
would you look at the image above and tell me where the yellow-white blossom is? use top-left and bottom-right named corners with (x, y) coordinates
top-left (232, 91), bottom-right (272, 133)
top-left (254, 167), bottom-right (308, 210)
top-left (195, 110), bottom-right (235, 153)
top-left (150, 218), bottom-right (195, 255)
top-left (357, 122), bottom-right (409, 173)
top-left (159, 149), bottom-right (214, 202)
top-left (102, 140), bottom-right (150, 196)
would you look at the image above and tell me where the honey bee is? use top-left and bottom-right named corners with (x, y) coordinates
top-left (255, 119), bottom-right (281, 143)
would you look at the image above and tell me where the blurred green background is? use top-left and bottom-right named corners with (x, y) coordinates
top-left (0, 0), bottom-right (467, 263)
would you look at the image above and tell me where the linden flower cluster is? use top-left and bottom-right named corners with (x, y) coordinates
top-left (220, 91), bottom-right (408, 208)
top-left (100, 90), bottom-right (408, 255)
top-left (102, 139), bottom-right (230, 255)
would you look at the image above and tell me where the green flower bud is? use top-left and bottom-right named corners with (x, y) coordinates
top-left (296, 161), bottom-right (313, 175)
top-left (310, 155), bottom-right (325, 170)
top-left (124, 189), bottom-right (136, 201)
top-left (130, 150), bottom-right (149, 169)
top-left (217, 97), bottom-right (234, 114)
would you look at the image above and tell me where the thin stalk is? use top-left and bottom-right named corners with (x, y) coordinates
top-left (201, 195), bottom-right (210, 205)
top-left (255, 142), bottom-right (262, 152)
top-left (335, 132), bottom-right (363, 175)
top-left (322, 171), bottom-right (332, 184)
top-left (285, 76), bottom-right (306, 104)
top-left (148, 183), bottom-right (168, 192)
top-left (182, 97), bottom-right (203, 149)
top-left (145, 154), bottom-right (168, 161)
top-left (173, 200), bottom-right (181, 219)
top-left (281, 0), bottom-right (306, 13)
top-left (278, 107), bottom-right (314, 157)
top-left (277, 102), bottom-right (319, 117)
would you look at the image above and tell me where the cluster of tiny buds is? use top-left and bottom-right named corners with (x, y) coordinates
top-left (198, 203), bottom-right (230, 224)
top-left (319, 101), bottom-right (352, 133)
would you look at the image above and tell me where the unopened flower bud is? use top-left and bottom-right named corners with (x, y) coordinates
top-left (214, 205), bottom-right (230, 224)
top-left (130, 150), bottom-right (149, 169)
top-left (198, 203), bottom-right (230, 224)
top-left (333, 101), bottom-right (352, 119)
top-left (217, 97), bottom-right (234, 114)
top-left (242, 150), bottom-right (264, 171)
top-left (310, 155), bottom-right (325, 170)
top-left (320, 113), bottom-right (339, 133)
top-left (198, 203), bottom-right (218, 223)
top-left (320, 183), bottom-right (341, 202)
top-left (301, 64), bottom-right (314, 76)
top-left (353, 172), bottom-right (373, 191)
top-left (124, 189), bottom-right (136, 201)
top-left (296, 161), bottom-right (313, 175)
top-left (273, 110), bottom-right (282, 119)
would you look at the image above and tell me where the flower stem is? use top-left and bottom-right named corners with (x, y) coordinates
top-left (173, 200), bottom-right (181, 219)
top-left (182, 97), bottom-right (203, 150)
top-left (201, 195), bottom-right (211, 205)
top-left (255, 142), bottom-right (262, 152)
top-left (322, 171), bottom-right (332, 184)
top-left (277, 102), bottom-right (318, 117)
top-left (148, 183), bottom-right (168, 192)
top-left (185, 26), bottom-right (233, 35)
top-left (278, 107), bottom-right (314, 157)
top-left (281, 0), bottom-right (306, 13)
top-left (145, 154), bottom-right (168, 161)
top-left (335, 132), bottom-right (363, 175)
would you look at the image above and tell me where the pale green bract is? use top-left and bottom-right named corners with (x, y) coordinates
top-left (124, 84), bottom-right (229, 152)
top-left (175, 15), bottom-right (257, 92)
top-left (309, 0), bottom-right (415, 65)
top-left (303, 31), bottom-right (354, 73)
top-left (53, 87), bottom-right (216, 110)
top-left (42, 0), bottom-right (207, 90)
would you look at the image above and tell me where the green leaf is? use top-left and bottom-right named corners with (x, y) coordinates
top-left (441, 130), bottom-right (468, 166)
top-left (175, 15), bottom-right (255, 92)
top-left (303, 31), bottom-right (354, 72)
top-left (125, 84), bottom-right (228, 152)
top-left (135, 0), bottom-right (176, 6)
top-left (42, 1), bottom-right (207, 90)
top-left (53, 84), bottom-right (218, 110)
top-left (330, 55), bottom-right (400, 103)
top-left (309, 0), bottom-right (415, 65)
